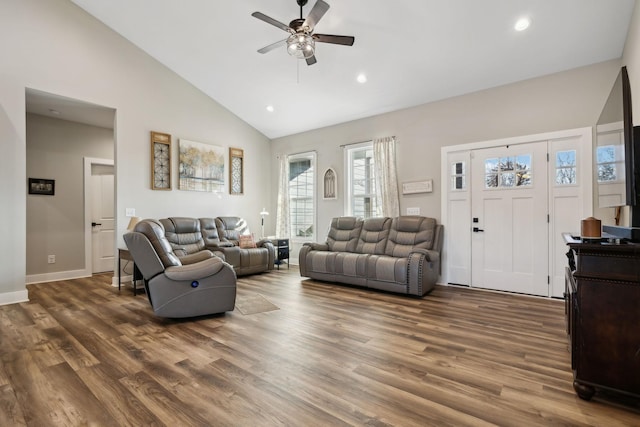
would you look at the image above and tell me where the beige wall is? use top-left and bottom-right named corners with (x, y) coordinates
top-left (271, 60), bottom-right (621, 251)
top-left (26, 113), bottom-right (114, 276)
top-left (0, 0), bottom-right (271, 303)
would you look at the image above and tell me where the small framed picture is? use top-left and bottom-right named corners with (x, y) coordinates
top-left (28, 178), bottom-right (55, 195)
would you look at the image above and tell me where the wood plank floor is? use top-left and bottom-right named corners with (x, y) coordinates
top-left (1, 267), bottom-right (639, 426)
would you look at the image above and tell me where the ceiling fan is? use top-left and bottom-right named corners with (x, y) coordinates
top-left (251, 0), bottom-right (355, 66)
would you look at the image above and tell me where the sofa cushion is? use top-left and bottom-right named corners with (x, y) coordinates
top-left (356, 217), bottom-right (391, 255)
top-left (239, 234), bottom-right (257, 248)
top-left (326, 217), bottom-right (363, 252)
top-left (133, 219), bottom-right (181, 268)
top-left (334, 253), bottom-right (369, 277)
top-left (160, 217), bottom-right (205, 256)
top-left (200, 218), bottom-right (233, 248)
top-left (367, 255), bottom-right (408, 284)
top-left (215, 216), bottom-right (250, 244)
top-left (385, 216), bottom-right (436, 258)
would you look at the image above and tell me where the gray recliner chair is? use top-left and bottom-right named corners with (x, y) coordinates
top-left (123, 219), bottom-right (237, 318)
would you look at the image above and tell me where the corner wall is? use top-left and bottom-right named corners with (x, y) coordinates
top-left (0, 0), bottom-right (271, 304)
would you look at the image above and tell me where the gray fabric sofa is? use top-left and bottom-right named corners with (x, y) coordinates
top-left (124, 219), bottom-right (236, 318)
top-left (299, 215), bottom-right (443, 296)
top-left (160, 216), bottom-right (275, 276)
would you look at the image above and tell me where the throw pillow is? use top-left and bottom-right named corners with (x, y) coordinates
top-left (239, 234), bottom-right (257, 249)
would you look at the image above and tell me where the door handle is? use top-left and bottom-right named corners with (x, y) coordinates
top-left (473, 227), bottom-right (484, 233)
top-left (91, 222), bottom-right (102, 227)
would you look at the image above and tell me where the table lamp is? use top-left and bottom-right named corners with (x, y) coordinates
top-left (126, 216), bottom-right (141, 232)
top-left (260, 208), bottom-right (269, 238)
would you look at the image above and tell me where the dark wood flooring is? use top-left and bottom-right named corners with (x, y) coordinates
top-left (1, 267), bottom-right (638, 426)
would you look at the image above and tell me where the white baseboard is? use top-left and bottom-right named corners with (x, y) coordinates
top-left (26, 269), bottom-right (90, 285)
top-left (116, 274), bottom-right (133, 287)
top-left (0, 289), bottom-right (29, 306)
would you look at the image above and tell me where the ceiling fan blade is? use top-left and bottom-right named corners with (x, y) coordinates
top-left (251, 12), bottom-right (292, 33)
top-left (303, 0), bottom-right (330, 31)
top-left (313, 34), bottom-right (355, 46)
top-left (257, 39), bottom-right (287, 54)
top-left (306, 55), bottom-right (317, 66)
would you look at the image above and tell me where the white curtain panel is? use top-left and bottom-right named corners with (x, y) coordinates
top-left (373, 136), bottom-right (400, 217)
top-left (275, 156), bottom-right (290, 238)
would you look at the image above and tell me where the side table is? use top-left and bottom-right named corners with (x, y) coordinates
top-left (118, 248), bottom-right (144, 295)
top-left (272, 238), bottom-right (290, 269)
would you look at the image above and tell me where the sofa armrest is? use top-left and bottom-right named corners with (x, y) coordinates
top-left (179, 250), bottom-right (215, 265)
top-left (256, 240), bottom-right (276, 270)
top-left (164, 257), bottom-right (225, 281)
top-left (409, 248), bottom-right (438, 262)
top-left (406, 250), bottom-right (440, 296)
top-left (256, 238), bottom-right (273, 248)
top-left (299, 242), bottom-right (329, 277)
top-left (303, 242), bottom-right (329, 251)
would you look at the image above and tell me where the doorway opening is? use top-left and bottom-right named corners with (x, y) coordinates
top-left (25, 89), bottom-right (116, 284)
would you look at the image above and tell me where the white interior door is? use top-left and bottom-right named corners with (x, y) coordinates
top-left (91, 164), bottom-right (114, 273)
top-left (471, 141), bottom-right (549, 296)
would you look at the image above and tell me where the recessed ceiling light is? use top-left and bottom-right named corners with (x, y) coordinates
top-left (357, 73), bottom-right (367, 83)
top-left (266, 105), bottom-right (274, 112)
top-left (514, 17), bottom-right (531, 32)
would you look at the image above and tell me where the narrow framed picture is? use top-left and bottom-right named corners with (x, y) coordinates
top-left (229, 147), bottom-right (244, 195)
top-left (28, 178), bottom-right (55, 195)
top-left (323, 167), bottom-right (337, 199)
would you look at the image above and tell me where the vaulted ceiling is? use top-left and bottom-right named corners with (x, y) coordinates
top-left (69, 0), bottom-right (635, 138)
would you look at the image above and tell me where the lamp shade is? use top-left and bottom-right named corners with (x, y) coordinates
top-left (126, 216), bottom-right (141, 231)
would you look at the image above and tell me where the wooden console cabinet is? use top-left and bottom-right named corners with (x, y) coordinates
top-left (564, 234), bottom-right (640, 401)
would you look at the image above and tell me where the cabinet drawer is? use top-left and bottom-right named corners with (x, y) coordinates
top-left (274, 239), bottom-right (289, 248)
top-left (278, 248), bottom-right (289, 259)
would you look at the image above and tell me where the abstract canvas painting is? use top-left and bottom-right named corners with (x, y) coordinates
top-left (179, 139), bottom-right (225, 192)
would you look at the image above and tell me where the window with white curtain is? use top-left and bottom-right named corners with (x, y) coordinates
top-left (346, 143), bottom-right (380, 218)
top-left (288, 152), bottom-right (316, 240)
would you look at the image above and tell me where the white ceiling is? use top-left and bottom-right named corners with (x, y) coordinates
top-left (65, 0), bottom-right (634, 139)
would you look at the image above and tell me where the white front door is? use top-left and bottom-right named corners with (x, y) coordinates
top-left (471, 141), bottom-right (549, 296)
top-left (91, 164), bottom-right (114, 273)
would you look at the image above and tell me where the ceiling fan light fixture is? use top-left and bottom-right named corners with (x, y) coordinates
top-left (287, 33), bottom-right (315, 59)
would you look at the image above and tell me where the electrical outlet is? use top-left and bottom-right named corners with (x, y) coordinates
top-left (125, 208), bottom-right (136, 217)
top-left (48, 255), bottom-right (56, 264)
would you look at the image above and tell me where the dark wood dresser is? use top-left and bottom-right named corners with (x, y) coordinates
top-left (564, 233), bottom-right (640, 401)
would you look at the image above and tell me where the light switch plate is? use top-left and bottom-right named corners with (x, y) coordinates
top-left (125, 208), bottom-right (136, 217)
top-left (407, 207), bottom-right (420, 215)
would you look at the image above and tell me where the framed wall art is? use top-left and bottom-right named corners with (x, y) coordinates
top-left (28, 178), bottom-right (55, 195)
top-left (323, 167), bottom-right (337, 200)
top-left (179, 139), bottom-right (225, 192)
top-left (151, 131), bottom-right (172, 190)
top-left (402, 179), bottom-right (433, 195)
top-left (229, 147), bottom-right (244, 195)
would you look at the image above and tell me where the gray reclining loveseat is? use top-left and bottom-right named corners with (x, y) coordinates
top-left (299, 215), bottom-right (443, 296)
top-left (160, 216), bottom-right (275, 276)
